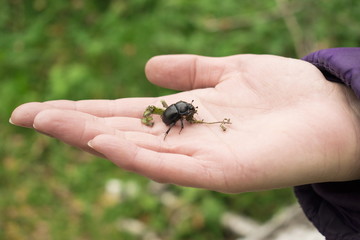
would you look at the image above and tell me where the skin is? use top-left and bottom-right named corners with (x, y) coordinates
top-left (10, 54), bottom-right (360, 193)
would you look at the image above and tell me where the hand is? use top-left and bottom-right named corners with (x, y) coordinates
top-left (10, 54), bottom-right (360, 193)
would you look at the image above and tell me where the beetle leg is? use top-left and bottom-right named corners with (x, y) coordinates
top-left (164, 122), bottom-right (176, 140)
top-left (179, 118), bottom-right (184, 134)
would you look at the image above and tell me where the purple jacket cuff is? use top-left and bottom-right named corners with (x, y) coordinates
top-left (302, 47), bottom-right (360, 98)
top-left (295, 48), bottom-right (360, 240)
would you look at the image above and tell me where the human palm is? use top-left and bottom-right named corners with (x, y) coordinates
top-left (10, 54), bottom-right (360, 193)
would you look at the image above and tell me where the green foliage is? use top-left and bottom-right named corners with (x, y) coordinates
top-left (2, 0), bottom-right (360, 239)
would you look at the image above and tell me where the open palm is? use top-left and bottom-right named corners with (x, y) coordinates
top-left (10, 54), bottom-right (360, 193)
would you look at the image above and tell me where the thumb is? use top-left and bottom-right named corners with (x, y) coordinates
top-left (145, 54), bottom-right (230, 91)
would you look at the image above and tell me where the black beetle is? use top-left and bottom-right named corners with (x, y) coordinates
top-left (161, 100), bottom-right (197, 139)
top-left (141, 99), bottom-right (231, 140)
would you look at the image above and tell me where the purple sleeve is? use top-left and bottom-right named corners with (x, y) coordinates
top-left (295, 48), bottom-right (360, 240)
top-left (302, 48), bottom-right (360, 98)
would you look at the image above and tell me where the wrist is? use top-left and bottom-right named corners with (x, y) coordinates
top-left (303, 48), bottom-right (360, 179)
top-left (341, 86), bottom-right (360, 179)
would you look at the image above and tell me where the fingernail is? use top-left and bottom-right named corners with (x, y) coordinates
top-left (9, 118), bottom-right (14, 125)
top-left (87, 140), bottom-right (94, 149)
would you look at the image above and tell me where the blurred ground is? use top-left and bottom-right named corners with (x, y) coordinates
top-left (222, 204), bottom-right (324, 240)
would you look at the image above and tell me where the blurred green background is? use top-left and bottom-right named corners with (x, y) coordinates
top-left (1, 0), bottom-right (360, 239)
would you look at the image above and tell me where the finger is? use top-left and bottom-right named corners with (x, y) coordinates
top-left (121, 130), bottom-right (199, 156)
top-left (10, 102), bottom-right (55, 128)
top-left (44, 98), bottom-right (155, 117)
top-left (89, 134), bottom-right (213, 189)
top-left (32, 108), bottom-right (180, 154)
top-left (103, 116), bottom-right (164, 134)
top-left (145, 55), bottom-right (234, 91)
top-left (32, 109), bottom-right (118, 154)
top-left (10, 98), bottom-right (155, 128)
